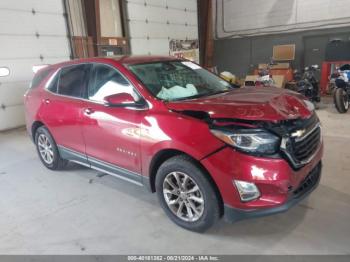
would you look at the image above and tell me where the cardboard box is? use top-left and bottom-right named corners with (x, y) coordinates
top-left (245, 74), bottom-right (286, 88)
top-left (258, 63), bottom-right (290, 69)
top-left (272, 75), bottom-right (286, 88)
top-left (273, 44), bottom-right (295, 61)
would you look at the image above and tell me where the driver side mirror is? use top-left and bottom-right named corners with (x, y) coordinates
top-left (104, 93), bottom-right (146, 108)
top-left (0, 67), bottom-right (10, 77)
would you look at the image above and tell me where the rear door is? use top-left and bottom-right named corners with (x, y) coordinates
top-left (41, 64), bottom-right (91, 165)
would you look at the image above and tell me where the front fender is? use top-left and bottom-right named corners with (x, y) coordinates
top-left (140, 112), bottom-right (224, 177)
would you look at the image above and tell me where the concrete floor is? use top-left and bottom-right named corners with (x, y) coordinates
top-left (1, 101), bottom-right (350, 255)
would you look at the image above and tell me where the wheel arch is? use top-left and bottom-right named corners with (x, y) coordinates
top-left (31, 121), bottom-right (45, 141)
top-left (148, 148), bottom-right (224, 216)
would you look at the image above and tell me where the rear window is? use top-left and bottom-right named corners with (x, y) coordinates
top-left (30, 68), bottom-right (52, 89)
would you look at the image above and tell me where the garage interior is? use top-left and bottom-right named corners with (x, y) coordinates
top-left (1, 0), bottom-right (350, 255)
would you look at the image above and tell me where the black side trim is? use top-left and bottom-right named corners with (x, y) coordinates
top-left (57, 146), bottom-right (143, 186)
top-left (58, 146), bottom-right (89, 166)
top-left (142, 176), bottom-right (152, 192)
top-left (88, 156), bottom-right (142, 185)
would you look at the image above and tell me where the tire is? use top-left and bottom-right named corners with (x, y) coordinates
top-left (155, 155), bottom-right (220, 232)
top-left (35, 126), bottom-right (68, 170)
top-left (334, 88), bottom-right (349, 113)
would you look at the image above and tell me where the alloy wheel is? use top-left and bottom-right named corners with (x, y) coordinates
top-left (343, 90), bottom-right (349, 110)
top-left (163, 171), bottom-right (204, 222)
top-left (37, 134), bottom-right (54, 164)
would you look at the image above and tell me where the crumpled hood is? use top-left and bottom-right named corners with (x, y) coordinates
top-left (165, 87), bottom-right (313, 121)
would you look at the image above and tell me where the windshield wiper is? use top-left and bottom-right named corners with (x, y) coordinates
top-left (207, 89), bottom-right (232, 96)
top-left (169, 93), bottom-right (210, 101)
top-left (167, 89), bottom-right (232, 102)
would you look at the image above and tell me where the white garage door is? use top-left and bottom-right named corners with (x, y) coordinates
top-left (215, 0), bottom-right (350, 38)
top-left (126, 0), bottom-right (198, 55)
top-left (0, 0), bottom-right (71, 131)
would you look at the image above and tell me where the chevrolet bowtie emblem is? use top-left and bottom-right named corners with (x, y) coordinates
top-left (291, 129), bottom-right (306, 138)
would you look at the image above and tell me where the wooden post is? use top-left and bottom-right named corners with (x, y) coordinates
top-left (198, 0), bottom-right (214, 68)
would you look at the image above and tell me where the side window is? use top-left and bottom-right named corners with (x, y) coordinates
top-left (30, 68), bottom-right (52, 89)
top-left (88, 64), bottom-right (139, 103)
top-left (47, 71), bottom-right (60, 93)
top-left (58, 64), bottom-right (90, 98)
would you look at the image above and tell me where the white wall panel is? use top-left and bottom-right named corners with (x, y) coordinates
top-left (0, 36), bottom-right (70, 59)
top-left (0, 0), bottom-right (64, 13)
top-left (129, 22), bottom-right (198, 40)
top-left (167, 0), bottom-right (197, 11)
top-left (129, 39), bottom-right (170, 55)
top-left (0, 0), bottom-right (70, 131)
top-left (0, 105), bottom-right (26, 131)
top-left (126, 0), bottom-right (198, 55)
top-left (215, 0), bottom-right (350, 38)
top-left (0, 11), bottom-right (67, 36)
top-left (0, 57), bottom-right (70, 86)
top-left (0, 82), bottom-right (28, 106)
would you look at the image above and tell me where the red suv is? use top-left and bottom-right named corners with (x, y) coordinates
top-left (24, 56), bottom-right (323, 232)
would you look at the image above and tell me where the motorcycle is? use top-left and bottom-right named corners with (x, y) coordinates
top-left (292, 65), bottom-right (321, 103)
top-left (333, 64), bottom-right (350, 113)
top-left (255, 60), bottom-right (275, 87)
top-left (328, 71), bottom-right (339, 94)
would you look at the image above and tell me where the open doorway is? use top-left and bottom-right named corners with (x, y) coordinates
top-left (64, 0), bottom-right (130, 58)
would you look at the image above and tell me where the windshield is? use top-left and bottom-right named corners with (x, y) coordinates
top-left (128, 61), bottom-right (233, 101)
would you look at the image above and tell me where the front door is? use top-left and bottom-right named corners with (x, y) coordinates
top-left (82, 63), bottom-right (145, 183)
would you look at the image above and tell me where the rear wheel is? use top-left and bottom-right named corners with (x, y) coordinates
top-left (35, 126), bottom-right (68, 170)
top-left (334, 88), bottom-right (349, 113)
top-left (155, 155), bottom-right (220, 232)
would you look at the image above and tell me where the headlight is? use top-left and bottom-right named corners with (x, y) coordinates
top-left (210, 129), bottom-right (280, 154)
top-left (234, 180), bottom-right (260, 202)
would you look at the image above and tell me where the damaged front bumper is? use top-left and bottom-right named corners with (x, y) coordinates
top-left (223, 162), bottom-right (322, 222)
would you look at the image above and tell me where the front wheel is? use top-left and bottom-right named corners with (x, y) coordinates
top-left (334, 88), bottom-right (349, 113)
top-left (155, 155), bottom-right (220, 232)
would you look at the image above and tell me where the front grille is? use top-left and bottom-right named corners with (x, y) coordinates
top-left (279, 114), bottom-right (322, 169)
top-left (293, 162), bottom-right (321, 198)
top-left (291, 125), bottom-right (321, 162)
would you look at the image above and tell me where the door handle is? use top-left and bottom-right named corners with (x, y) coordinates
top-left (84, 108), bottom-right (94, 115)
top-left (43, 99), bottom-right (50, 104)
